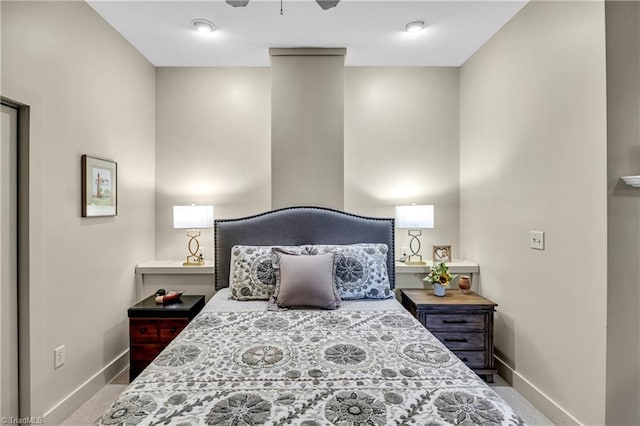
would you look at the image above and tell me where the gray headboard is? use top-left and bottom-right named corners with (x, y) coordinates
top-left (214, 206), bottom-right (395, 291)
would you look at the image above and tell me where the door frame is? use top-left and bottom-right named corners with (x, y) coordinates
top-left (1, 96), bottom-right (30, 417)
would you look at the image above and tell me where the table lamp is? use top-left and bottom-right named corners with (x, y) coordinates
top-left (173, 204), bottom-right (214, 266)
top-left (395, 204), bottom-right (434, 265)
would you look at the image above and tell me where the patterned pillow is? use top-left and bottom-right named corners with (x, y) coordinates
top-left (229, 245), bottom-right (306, 300)
top-left (307, 243), bottom-right (392, 299)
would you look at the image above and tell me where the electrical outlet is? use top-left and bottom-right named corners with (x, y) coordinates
top-left (54, 345), bottom-right (65, 369)
top-left (529, 231), bottom-right (544, 250)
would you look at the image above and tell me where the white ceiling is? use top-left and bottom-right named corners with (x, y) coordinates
top-left (87, 0), bottom-right (527, 67)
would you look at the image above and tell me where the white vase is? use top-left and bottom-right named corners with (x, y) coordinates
top-left (433, 283), bottom-right (446, 297)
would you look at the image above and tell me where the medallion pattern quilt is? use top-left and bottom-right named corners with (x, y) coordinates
top-left (98, 309), bottom-right (524, 425)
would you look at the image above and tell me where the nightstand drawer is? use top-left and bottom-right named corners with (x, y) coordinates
top-left (432, 331), bottom-right (485, 350)
top-left (130, 319), bottom-right (159, 342)
top-left (452, 350), bottom-right (487, 368)
top-left (423, 313), bottom-right (485, 331)
top-left (159, 319), bottom-right (188, 342)
top-left (130, 344), bottom-right (164, 361)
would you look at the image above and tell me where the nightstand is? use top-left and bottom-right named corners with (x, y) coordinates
top-left (400, 289), bottom-right (497, 382)
top-left (128, 294), bottom-right (205, 382)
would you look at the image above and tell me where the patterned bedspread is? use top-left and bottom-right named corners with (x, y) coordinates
top-left (98, 309), bottom-right (524, 425)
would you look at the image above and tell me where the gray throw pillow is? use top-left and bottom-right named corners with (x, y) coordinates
top-left (271, 251), bottom-right (341, 310)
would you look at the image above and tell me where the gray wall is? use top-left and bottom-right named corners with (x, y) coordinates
top-left (155, 68), bottom-right (272, 261)
top-left (460, 2), bottom-right (607, 424)
top-left (271, 50), bottom-right (345, 210)
top-left (344, 67), bottom-right (460, 260)
top-left (605, 2), bottom-right (640, 424)
top-left (1, 1), bottom-right (156, 421)
top-left (155, 67), bottom-right (462, 263)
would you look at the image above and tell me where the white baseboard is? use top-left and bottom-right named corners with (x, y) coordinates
top-left (43, 350), bottom-right (129, 425)
top-left (495, 356), bottom-right (582, 425)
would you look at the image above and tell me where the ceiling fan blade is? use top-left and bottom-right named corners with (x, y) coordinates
top-left (226, 0), bottom-right (250, 6)
top-left (316, 0), bottom-right (340, 10)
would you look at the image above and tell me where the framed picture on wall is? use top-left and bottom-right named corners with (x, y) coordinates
top-left (82, 155), bottom-right (117, 217)
top-left (432, 245), bottom-right (452, 263)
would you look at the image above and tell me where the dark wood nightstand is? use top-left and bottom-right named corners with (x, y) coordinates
top-left (400, 289), bottom-right (497, 382)
top-left (128, 294), bottom-right (205, 382)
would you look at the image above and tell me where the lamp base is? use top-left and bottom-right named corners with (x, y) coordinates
top-left (183, 231), bottom-right (204, 266)
top-left (405, 230), bottom-right (426, 266)
top-left (183, 255), bottom-right (205, 267)
top-left (406, 252), bottom-right (424, 265)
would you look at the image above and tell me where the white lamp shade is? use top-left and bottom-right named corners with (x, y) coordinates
top-left (395, 205), bottom-right (434, 229)
top-left (173, 205), bottom-right (214, 229)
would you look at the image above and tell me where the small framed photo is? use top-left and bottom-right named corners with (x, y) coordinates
top-left (433, 245), bottom-right (452, 262)
top-left (82, 155), bottom-right (117, 217)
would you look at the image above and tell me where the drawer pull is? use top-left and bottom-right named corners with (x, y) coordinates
top-left (461, 357), bottom-right (469, 362)
top-left (139, 327), bottom-right (147, 333)
top-left (443, 320), bottom-right (467, 324)
top-left (169, 327), bottom-right (177, 333)
top-left (444, 338), bottom-right (468, 343)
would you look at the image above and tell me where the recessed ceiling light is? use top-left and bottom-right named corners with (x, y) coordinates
top-left (405, 20), bottom-right (425, 33)
top-left (192, 19), bottom-right (215, 34)
top-left (226, 0), bottom-right (250, 6)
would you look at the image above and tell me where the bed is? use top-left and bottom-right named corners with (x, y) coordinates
top-left (98, 207), bottom-right (523, 425)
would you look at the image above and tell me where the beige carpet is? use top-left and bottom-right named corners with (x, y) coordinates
top-left (59, 370), bottom-right (128, 426)
top-left (490, 375), bottom-right (554, 425)
top-left (60, 369), bottom-right (554, 425)
top-left (59, 385), bottom-right (126, 426)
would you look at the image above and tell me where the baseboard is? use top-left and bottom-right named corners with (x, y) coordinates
top-left (495, 356), bottom-right (582, 425)
top-left (43, 350), bottom-right (129, 425)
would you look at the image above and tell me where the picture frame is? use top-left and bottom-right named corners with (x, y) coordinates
top-left (432, 245), bottom-right (452, 262)
top-left (82, 155), bottom-right (117, 217)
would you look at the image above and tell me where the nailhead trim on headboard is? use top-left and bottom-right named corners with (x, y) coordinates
top-left (214, 206), bottom-right (395, 291)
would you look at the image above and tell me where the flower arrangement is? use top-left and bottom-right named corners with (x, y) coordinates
top-left (423, 262), bottom-right (457, 288)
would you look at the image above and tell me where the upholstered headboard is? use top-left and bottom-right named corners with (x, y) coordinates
top-left (214, 206), bottom-right (395, 291)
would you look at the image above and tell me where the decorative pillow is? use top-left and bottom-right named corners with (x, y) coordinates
top-left (308, 243), bottom-right (392, 299)
top-left (230, 245), bottom-right (305, 300)
top-left (270, 251), bottom-right (340, 310)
